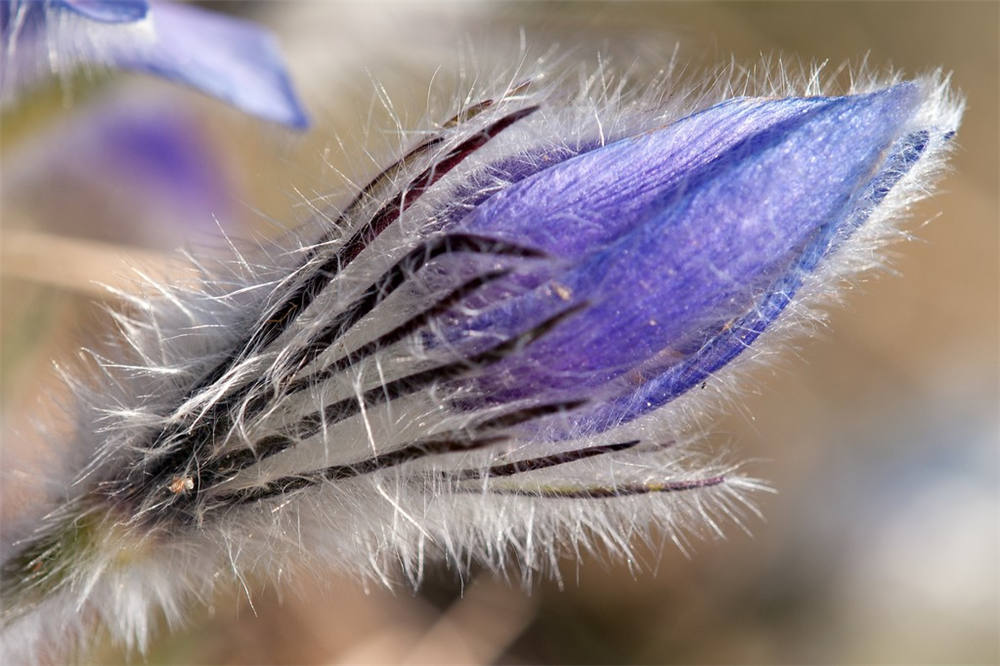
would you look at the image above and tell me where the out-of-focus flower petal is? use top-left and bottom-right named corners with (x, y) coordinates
top-left (0, 0), bottom-right (308, 128)
top-left (3, 92), bottom-right (234, 247)
top-left (119, 2), bottom-right (309, 129)
top-left (61, 0), bottom-right (148, 23)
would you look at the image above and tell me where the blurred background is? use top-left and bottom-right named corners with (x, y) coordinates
top-left (1, 2), bottom-right (996, 663)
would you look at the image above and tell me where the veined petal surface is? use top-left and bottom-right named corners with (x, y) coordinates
top-left (446, 84), bottom-right (929, 433)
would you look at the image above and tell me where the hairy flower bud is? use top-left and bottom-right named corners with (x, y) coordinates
top-left (441, 83), bottom-right (941, 433)
top-left (0, 60), bottom-right (962, 661)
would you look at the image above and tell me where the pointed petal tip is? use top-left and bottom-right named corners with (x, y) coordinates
top-left (135, 3), bottom-right (311, 130)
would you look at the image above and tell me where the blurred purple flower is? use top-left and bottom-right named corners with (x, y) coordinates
top-left (4, 91), bottom-right (234, 246)
top-left (0, 0), bottom-right (308, 127)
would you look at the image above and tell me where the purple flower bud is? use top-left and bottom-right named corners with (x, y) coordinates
top-left (0, 0), bottom-right (308, 127)
top-left (0, 61), bottom-right (963, 661)
top-left (442, 83), bottom-right (938, 434)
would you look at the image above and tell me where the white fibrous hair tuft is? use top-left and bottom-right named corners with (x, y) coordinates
top-left (0, 55), bottom-right (963, 662)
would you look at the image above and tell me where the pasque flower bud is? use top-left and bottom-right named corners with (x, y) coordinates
top-left (0, 60), bottom-right (962, 661)
top-left (440, 82), bottom-right (939, 434)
